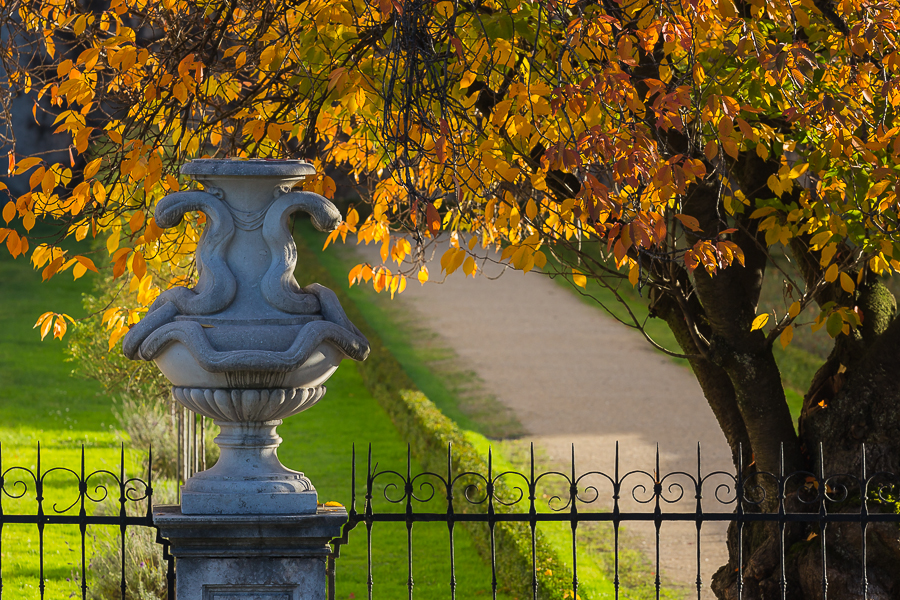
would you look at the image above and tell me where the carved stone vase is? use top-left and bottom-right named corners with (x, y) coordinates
top-left (123, 159), bottom-right (369, 515)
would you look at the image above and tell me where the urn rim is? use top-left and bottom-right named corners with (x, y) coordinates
top-left (181, 158), bottom-right (317, 178)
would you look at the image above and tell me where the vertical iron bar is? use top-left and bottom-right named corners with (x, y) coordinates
top-left (819, 444), bottom-right (827, 600)
top-left (37, 442), bottom-right (45, 600)
top-left (695, 443), bottom-right (702, 600)
top-left (737, 443), bottom-right (744, 600)
top-left (654, 445), bottom-right (661, 600)
top-left (119, 445), bottom-right (127, 599)
top-left (860, 444), bottom-right (868, 600)
top-left (156, 527), bottom-right (175, 600)
top-left (406, 445), bottom-right (414, 600)
top-left (779, 444), bottom-right (786, 600)
top-left (570, 445), bottom-right (578, 600)
top-left (488, 447), bottom-right (497, 600)
top-left (613, 442), bottom-right (620, 600)
top-left (366, 444), bottom-right (374, 600)
top-left (146, 446), bottom-right (154, 521)
top-left (351, 444), bottom-right (357, 519)
top-left (529, 443), bottom-right (538, 600)
top-left (447, 444), bottom-right (456, 600)
top-left (80, 445), bottom-right (88, 600)
top-left (327, 553), bottom-right (336, 600)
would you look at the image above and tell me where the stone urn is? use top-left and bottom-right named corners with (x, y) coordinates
top-left (123, 159), bottom-right (369, 515)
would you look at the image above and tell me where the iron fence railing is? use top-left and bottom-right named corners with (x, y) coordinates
top-left (3, 441), bottom-right (899, 600)
top-left (0, 444), bottom-right (174, 600)
top-left (327, 443), bottom-right (900, 600)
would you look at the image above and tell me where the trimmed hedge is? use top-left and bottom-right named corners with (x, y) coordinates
top-left (294, 229), bottom-right (580, 599)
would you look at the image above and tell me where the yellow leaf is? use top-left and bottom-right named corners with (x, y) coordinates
top-left (267, 123), bottom-right (281, 142)
top-left (417, 266), bottom-right (429, 284)
top-left (107, 229), bottom-right (120, 254)
top-left (323, 176), bottom-right (336, 199)
top-left (75, 221), bottom-right (90, 241)
top-left (780, 325), bottom-right (794, 349)
top-left (628, 262), bottom-right (640, 285)
top-left (526, 199), bottom-right (537, 220)
top-left (824, 263), bottom-right (838, 283)
top-left (788, 163), bottom-right (808, 180)
top-left (463, 256), bottom-right (476, 276)
top-left (93, 180), bottom-right (106, 204)
top-left (573, 270), bottom-right (586, 288)
top-left (750, 206), bottom-right (777, 219)
top-left (14, 156), bottom-right (41, 174)
top-left (3, 201), bottom-right (15, 223)
top-left (73, 261), bottom-right (87, 280)
top-left (108, 324), bottom-right (129, 351)
top-left (788, 301), bottom-right (801, 318)
top-left (839, 271), bottom-right (855, 293)
top-left (751, 313), bottom-right (769, 331)
top-left (53, 315), bottom-right (68, 340)
top-left (534, 251), bottom-right (547, 269)
top-left (809, 230), bottom-right (832, 249)
top-left (84, 158), bottom-right (102, 179)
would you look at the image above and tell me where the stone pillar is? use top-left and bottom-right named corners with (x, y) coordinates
top-left (154, 505), bottom-right (347, 600)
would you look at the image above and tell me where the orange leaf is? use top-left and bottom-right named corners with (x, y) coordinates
top-left (132, 251), bottom-right (146, 279)
top-left (2, 201), bottom-right (15, 224)
top-left (426, 202), bottom-right (441, 234)
top-left (674, 214), bottom-right (701, 232)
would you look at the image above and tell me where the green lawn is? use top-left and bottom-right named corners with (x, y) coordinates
top-left (0, 236), bottom-right (514, 599)
top-left (0, 244), bottom-right (136, 599)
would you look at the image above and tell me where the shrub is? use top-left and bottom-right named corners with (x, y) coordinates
top-left (80, 480), bottom-right (178, 600)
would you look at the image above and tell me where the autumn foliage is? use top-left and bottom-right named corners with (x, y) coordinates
top-left (3, 0), bottom-right (900, 595)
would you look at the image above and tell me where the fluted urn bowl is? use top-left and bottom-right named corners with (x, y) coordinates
top-left (122, 159), bottom-right (369, 515)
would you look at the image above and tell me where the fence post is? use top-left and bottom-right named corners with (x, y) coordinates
top-left (122, 159), bottom-right (369, 599)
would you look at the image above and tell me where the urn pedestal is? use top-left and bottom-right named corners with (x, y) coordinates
top-left (123, 159), bottom-right (369, 516)
top-left (153, 504), bottom-right (346, 600)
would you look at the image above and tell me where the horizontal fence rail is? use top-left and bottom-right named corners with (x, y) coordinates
top-left (328, 443), bottom-right (900, 600)
top-left (0, 444), bottom-right (174, 600)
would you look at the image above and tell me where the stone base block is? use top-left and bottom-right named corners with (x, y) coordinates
top-left (181, 489), bottom-right (318, 515)
top-left (154, 505), bottom-right (347, 600)
top-left (176, 556), bottom-right (323, 600)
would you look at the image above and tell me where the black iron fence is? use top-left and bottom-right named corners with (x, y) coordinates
top-left (328, 443), bottom-right (900, 600)
top-left (0, 444), bottom-right (174, 600)
top-left (3, 442), bottom-right (900, 600)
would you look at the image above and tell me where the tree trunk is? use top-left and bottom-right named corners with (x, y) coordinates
top-left (705, 282), bottom-right (900, 599)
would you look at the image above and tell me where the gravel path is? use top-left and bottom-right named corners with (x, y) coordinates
top-left (354, 243), bottom-right (733, 598)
